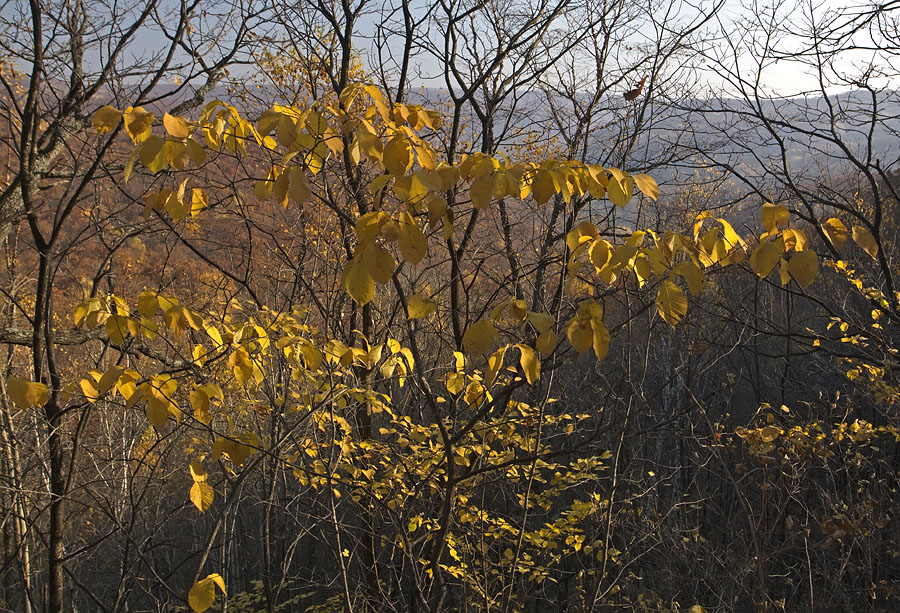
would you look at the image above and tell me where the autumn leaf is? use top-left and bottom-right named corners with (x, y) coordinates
top-left (462, 319), bottom-right (495, 356)
top-left (852, 225), bottom-right (878, 259)
top-left (822, 217), bottom-right (849, 249)
top-left (407, 294), bottom-right (436, 319)
top-left (750, 238), bottom-right (784, 279)
top-left (632, 173), bottom-right (659, 200)
top-left (788, 249), bottom-right (818, 289)
top-left (188, 573), bottom-right (226, 613)
top-left (163, 112), bottom-right (193, 139)
top-left (93, 105), bottom-right (122, 134)
top-left (342, 259), bottom-right (375, 305)
top-left (398, 213), bottom-right (427, 265)
top-left (761, 203), bottom-right (789, 234)
top-left (7, 376), bottom-right (49, 409)
top-left (190, 481), bottom-right (214, 512)
top-left (656, 280), bottom-right (688, 325)
top-left (123, 106), bottom-right (154, 143)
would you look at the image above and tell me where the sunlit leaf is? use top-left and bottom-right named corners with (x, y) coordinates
top-left (7, 376), bottom-right (49, 409)
top-left (190, 481), bottom-right (214, 512)
top-left (342, 259), bottom-right (375, 305)
top-left (852, 225), bottom-right (878, 259)
top-left (163, 112), bottom-right (192, 139)
top-left (788, 249), bottom-right (818, 289)
top-left (631, 173), bottom-right (659, 200)
top-left (656, 280), bottom-right (688, 326)
top-left (822, 217), bottom-right (849, 249)
top-left (188, 574), bottom-right (226, 613)
top-left (93, 105), bottom-right (122, 134)
top-left (517, 344), bottom-right (540, 384)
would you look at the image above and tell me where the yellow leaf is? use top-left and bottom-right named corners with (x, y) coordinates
top-left (188, 574), bottom-right (226, 613)
top-left (163, 112), bottom-right (192, 139)
top-left (97, 366), bottom-right (125, 395)
top-left (106, 315), bottom-right (130, 344)
top-left (761, 203), bottom-right (789, 234)
top-left (80, 378), bottom-right (99, 403)
top-left (527, 312), bottom-right (555, 334)
top-left (531, 169), bottom-right (556, 205)
top-left (779, 258), bottom-right (791, 286)
top-left (656, 280), bottom-right (688, 326)
top-left (288, 167), bottom-right (312, 205)
top-left (852, 225), bottom-right (878, 259)
top-left (185, 139), bottom-right (207, 166)
top-left (190, 481), bottom-right (214, 512)
top-left (407, 294), bottom-right (436, 319)
top-left (718, 218), bottom-right (746, 250)
top-left (822, 217), bottom-right (849, 249)
top-left (190, 460), bottom-right (208, 482)
top-left (485, 346), bottom-right (507, 387)
top-left (462, 319), bottom-right (495, 356)
top-left (7, 376), bottom-right (49, 408)
top-left (138, 291), bottom-right (159, 317)
top-left (445, 371), bottom-right (465, 395)
top-left (464, 380), bottom-right (486, 406)
top-left (606, 168), bottom-right (631, 207)
top-left (673, 260), bottom-right (706, 295)
top-left (536, 330), bottom-right (557, 357)
top-left (145, 397), bottom-right (169, 428)
top-left (517, 344), bottom-right (540, 384)
top-left (342, 259), bottom-right (375, 305)
top-left (469, 174), bottom-right (495, 209)
top-left (589, 238), bottom-right (611, 272)
top-left (138, 135), bottom-right (166, 174)
top-left (631, 173), bottom-right (659, 200)
top-left (590, 318), bottom-right (610, 361)
top-left (788, 249), bottom-right (818, 289)
top-left (566, 318), bottom-right (593, 354)
top-left (383, 135), bottom-right (412, 175)
top-left (123, 106), bottom-right (154, 143)
top-left (190, 388), bottom-right (211, 424)
top-left (749, 238), bottom-right (784, 279)
top-left (92, 105), bottom-right (122, 134)
top-left (191, 188), bottom-right (208, 216)
top-left (398, 213), bottom-right (427, 265)
top-left (360, 243), bottom-right (395, 284)
top-left (781, 227), bottom-right (808, 252)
